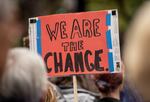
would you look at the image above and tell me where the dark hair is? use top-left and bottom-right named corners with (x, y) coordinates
top-left (94, 73), bottom-right (123, 95)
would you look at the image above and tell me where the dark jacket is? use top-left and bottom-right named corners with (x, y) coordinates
top-left (95, 97), bottom-right (120, 102)
top-left (120, 79), bottom-right (143, 102)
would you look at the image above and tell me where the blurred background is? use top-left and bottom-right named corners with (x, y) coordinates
top-left (10, 0), bottom-right (145, 93)
top-left (1, 0), bottom-right (149, 101)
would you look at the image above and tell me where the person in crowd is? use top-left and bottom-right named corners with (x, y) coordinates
top-left (0, 48), bottom-right (56, 102)
top-left (0, 0), bottom-right (67, 101)
top-left (93, 73), bottom-right (123, 102)
top-left (123, 1), bottom-right (150, 102)
top-left (0, 0), bottom-right (31, 80)
top-left (0, 23), bottom-right (10, 78)
top-left (0, 0), bottom-right (20, 78)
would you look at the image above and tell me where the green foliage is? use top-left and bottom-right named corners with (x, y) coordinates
top-left (86, 0), bottom-right (144, 33)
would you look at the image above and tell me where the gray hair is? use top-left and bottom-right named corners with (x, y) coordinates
top-left (0, 48), bottom-right (48, 102)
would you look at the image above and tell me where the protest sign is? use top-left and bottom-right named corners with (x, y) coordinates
top-left (29, 10), bottom-right (121, 77)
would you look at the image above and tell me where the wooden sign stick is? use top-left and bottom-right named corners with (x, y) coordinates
top-left (73, 75), bottom-right (78, 102)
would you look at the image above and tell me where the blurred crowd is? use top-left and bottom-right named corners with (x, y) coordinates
top-left (0, 0), bottom-right (150, 102)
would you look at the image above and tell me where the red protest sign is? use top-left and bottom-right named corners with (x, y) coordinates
top-left (29, 10), bottom-right (121, 77)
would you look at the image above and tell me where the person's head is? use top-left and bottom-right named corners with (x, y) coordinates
top-left (0, 48), bottom-right (48, 102)
top-left (93, 73), bottom-right (123, 98)
top-left (123, 1), bottom-right (150, 101)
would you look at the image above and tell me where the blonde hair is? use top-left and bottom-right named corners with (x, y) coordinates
top-left (124, 1), bottom-right (150, 80)
top-left (43, 82), bottom-right (57, 102)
